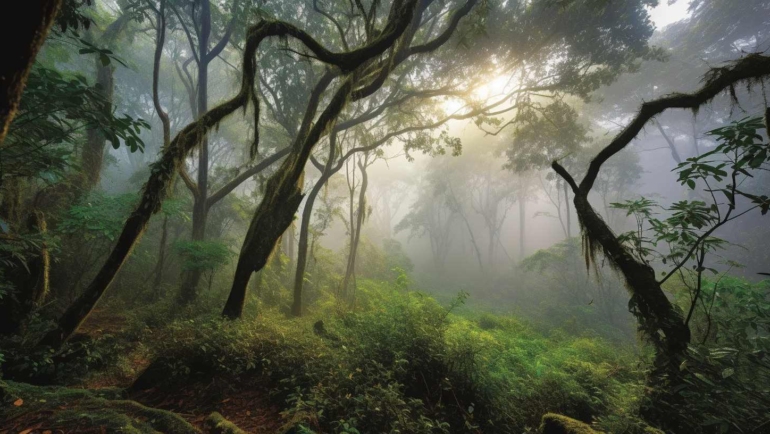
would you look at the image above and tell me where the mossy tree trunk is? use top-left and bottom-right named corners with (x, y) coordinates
top-left (0, 0), bottom-right (62, 146)
top-left (0, 0), bottom-right (61, 334)
top-left (551, 54), bottom-right (770, 429)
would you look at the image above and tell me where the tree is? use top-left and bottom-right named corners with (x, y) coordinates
top-left (223, 0), bottom-right (483, 319)
top-left (396, 175), bottom-right (458, 272)
top-left (171, 0), bottom-right (239, 301)
top-left (79, 7), bottom-right (132, 190)
top-left (36, 0), bottom-right (478, 347)
top-left (340, 152), bottom-right (374, 301)
top-left (551, 54), bottom-right (770, 430)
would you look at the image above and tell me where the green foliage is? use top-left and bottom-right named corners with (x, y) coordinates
top-left (611, 115), bottom-right (770, 270)
top-left (519, 238), bottom-right (634, 341)
top-left (679, 116), bottom-right (770, 213)
top-left (1, 66), bottom-right (149, 183)
top-left (58, 193), bottom-right (138, 241)
top-left (55, 0), bottom-right (94, 35)
top-left (173, 240), bottom-right (234, 271)
top-left (505, 101), bottom-right (590, 174)
top-left (664, 277), bottom-right (770, 433)
top-left (115, 278), bottom-right (643, 434)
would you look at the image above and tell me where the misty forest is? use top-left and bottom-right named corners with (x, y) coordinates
top-left (2, 0), bottom-right (770, 433)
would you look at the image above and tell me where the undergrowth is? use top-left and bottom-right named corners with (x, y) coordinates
top-left (58, 279), bottom-right (648, 434)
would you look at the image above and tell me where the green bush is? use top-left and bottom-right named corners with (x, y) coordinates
top-left (120, 279), bottom-right (645, 433)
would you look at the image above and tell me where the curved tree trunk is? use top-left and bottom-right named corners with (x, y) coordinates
top-left (0, 0), bottom-right (62, 145)
top-left (222, 74), bottom-right (347, 320)
top-left (550, 54), bottom-right (770, 430)
top-left (150, 0), bottom-right (172, 296)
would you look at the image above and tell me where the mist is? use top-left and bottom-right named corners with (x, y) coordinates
top-left (2, 1), bottom-right (770, 433)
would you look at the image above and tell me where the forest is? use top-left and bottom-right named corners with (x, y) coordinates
top-left (1, 0), bottom-right (769, 433)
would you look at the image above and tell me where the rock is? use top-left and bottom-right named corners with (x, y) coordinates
top-left (204, 411), bottom-right (248, 434)
top-left (540, 413), bottom-right (599, 434)
top-left (313, 320), bottom-right (339, 342)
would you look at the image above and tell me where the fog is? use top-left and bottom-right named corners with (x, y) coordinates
top-left (2, 0), bottom-right (770, 432)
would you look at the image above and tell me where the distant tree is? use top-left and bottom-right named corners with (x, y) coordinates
top-left (396, 174), bottom-right (458, 272)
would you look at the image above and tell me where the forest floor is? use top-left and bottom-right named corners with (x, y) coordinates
top-left (1, 282), bottom-right (643, 433)
top-left (1, 309), bottom-right (286, 434)
top-left (82, 310), bottom-right (285, 431)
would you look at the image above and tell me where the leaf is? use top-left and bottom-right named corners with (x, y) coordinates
top-left (13, 398), bottom-right (24, 406)
top-left (694, 373), bottom-right (715, 386)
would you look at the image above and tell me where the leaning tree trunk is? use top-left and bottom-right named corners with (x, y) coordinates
top-left (0, 0), bottom-right (62, 145)
top-left (222, 158), bottom-right (307, 319)
top-left (147, 0), bottom-right (172, 297)
top-left (221, 0), bottom-right (451, 319)
top-left (550, 53), bottom-right (770, 431)
top-left (222, 76), bottom-right (350, 320)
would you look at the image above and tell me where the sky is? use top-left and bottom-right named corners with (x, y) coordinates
top-left (648, 0), bottom-right (691, 28)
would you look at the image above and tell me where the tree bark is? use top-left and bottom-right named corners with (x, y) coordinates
top-left (223, 74), bottom-right (346, 319)
top-left (292, 135), bottom-right (337, 317)
top-left (81, 62), bottom-right (114, 190)
top-left (0, 0), bottom-right (62, 146)
top-left (79, 13), bottom-right (129, 190)
top-left (179, 0), bottom-right (214, 302)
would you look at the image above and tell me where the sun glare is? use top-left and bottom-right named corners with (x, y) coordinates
top-left (442, 73), bottom-right (516, 114)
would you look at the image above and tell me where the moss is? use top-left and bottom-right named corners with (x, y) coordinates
top-left (204, 411), bottom-right (247, 434)
top-left (540, 413), bottom-right (599, 434)
top-left (1, 380), bottom-right (200, 433)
